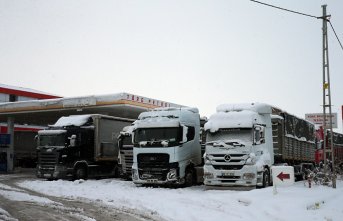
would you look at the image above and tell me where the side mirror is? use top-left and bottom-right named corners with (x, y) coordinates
top-left (181, 125), bottom-right (188, 143)
top-left (69, 134), bottom-right (77, 147)
top-left (253, 125), bottom-right (264, 145)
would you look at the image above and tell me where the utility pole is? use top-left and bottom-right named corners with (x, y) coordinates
top-left (321, 4), bottom-right (336, 188)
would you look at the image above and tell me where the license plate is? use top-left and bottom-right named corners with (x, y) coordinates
top-left (222, 172), bottom-right (234, 176)
top-left (146, 179), bottom-right (158, 183)
top-left (43, 174), bottom-right (51, 178)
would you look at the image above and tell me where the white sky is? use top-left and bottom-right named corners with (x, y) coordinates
top-left (1, 0), bottom-right (342, 131)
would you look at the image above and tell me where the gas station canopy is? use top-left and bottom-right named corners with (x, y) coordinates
top-left (0, 92), bottom-right (184, 126)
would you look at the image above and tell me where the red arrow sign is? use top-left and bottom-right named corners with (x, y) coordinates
top-left (277, 172), bottom-right (290, 181)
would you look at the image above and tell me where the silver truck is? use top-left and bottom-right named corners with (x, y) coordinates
top-left (203, 103), bottom-right (315, 188)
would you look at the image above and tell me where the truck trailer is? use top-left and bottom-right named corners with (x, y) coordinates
top-left (203, 103), bottom-right (316, 188)
top-left (131, 107), bottom-right (203, 187)
top-left (36, 114), bottom-right (133, 180)
top-left (315, 128), bottom-right (343, 167)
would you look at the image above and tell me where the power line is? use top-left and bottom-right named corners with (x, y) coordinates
top-left (249, 0), bottom-right (343, 53)
top-left (249, 0), bottom-right (319, 19)
top-left (328, 21), bottom-right (343, 52)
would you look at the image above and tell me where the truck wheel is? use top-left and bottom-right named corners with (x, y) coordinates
top-left (75, 166), bottom-right (87, 180)
top-left (184, 169), bottom-right (194, 187)
top-left (112, 164), bottom-right (120, 178)
top-left (262, 168), bottom-right (270, 188)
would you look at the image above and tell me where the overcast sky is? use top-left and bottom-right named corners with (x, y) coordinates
top-left (1, 0), bottom-right (342, 130)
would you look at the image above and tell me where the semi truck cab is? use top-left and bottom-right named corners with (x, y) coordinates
top-left (203, 103), bottom-right (274, 188)
top-left (131, 107), bottom-right (203, 186)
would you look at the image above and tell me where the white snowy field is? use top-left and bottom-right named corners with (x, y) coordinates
top-left (16, 178), bottom-right (343, 221)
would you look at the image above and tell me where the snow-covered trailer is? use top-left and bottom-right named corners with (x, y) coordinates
top-left (36, 114), bottom-right (134, 180)
top-left (203, 103), bottom-right (316, 188)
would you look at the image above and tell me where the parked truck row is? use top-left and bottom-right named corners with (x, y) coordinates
top-left (35, 103), bottom-right (343, 188)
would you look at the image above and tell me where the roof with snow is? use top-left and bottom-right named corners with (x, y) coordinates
top-left (0, 92), bottom-right (185, 126)
top-left (0, 83), bottom-right (61, 99)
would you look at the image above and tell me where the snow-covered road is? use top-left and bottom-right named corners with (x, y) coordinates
top-left (10, 173), bottom-right (343, 221)
top-left (0, 172), bottom-right (156, 221)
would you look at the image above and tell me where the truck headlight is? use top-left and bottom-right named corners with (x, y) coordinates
top-left (167, 168), bottom-right (177, 181)
top-left (243, 173), bottom-right (255, 180)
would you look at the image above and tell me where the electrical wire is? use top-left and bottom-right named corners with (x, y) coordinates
top-left (328, 21), bottom-right (343, 52)
top-left (249, 0), bottom-right (320, 19)
top-left (249, 0), bottom-right (343, 53)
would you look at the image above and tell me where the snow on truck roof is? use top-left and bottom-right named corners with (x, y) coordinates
top-left (216, 103), bottom-right (272, 114)
top-left (139, 107), bottom-right (198, 119)
top-left (205, 103), bottom-right (273, 132)
top-left (204, 110), bottom-right (263, 132)
top-left (51, 115), bottom-right (92, 127)
top-left (135, 107), bottom-right (199, 129)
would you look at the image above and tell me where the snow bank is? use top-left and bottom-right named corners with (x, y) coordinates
top-left (18, 179), bottom-right (343, 221)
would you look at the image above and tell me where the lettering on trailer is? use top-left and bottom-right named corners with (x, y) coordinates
top-left (277, 172), bottom-right (290, 181)
top-left (125, 94), bottom-right (171, 107)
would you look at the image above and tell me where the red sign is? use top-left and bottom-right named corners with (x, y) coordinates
top-left (277, 172), bottom-right (290, 181)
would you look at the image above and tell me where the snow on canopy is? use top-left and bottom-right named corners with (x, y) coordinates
top-left (51, 115), bottom-right (92, 127)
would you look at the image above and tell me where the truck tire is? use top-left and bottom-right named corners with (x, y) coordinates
top-left (262, 168), bottom-right (270, 188)
top-left (184, 168), bottom-right (194, 187)
top-left (75, 166), bottom-right (87, 180)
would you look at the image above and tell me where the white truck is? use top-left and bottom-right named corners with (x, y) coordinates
top-left (131, 107), bottom-right (203, 186)
top-left (203, 103), bottom-right (315, 188)
top-left (117, 125), bottom-right (134, 179)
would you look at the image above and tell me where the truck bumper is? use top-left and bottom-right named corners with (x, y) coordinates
top-left (36, 165), bottom-right (72, 179)
top-left (131, 167), bottom-right (183, 185)
top-left (203, 164), bottom-right (257, 187)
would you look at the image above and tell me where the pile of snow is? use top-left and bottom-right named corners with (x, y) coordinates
top-left (18, 178), bottom-right (343, 221)
top-left (51, 115), bottom-right (92, 127)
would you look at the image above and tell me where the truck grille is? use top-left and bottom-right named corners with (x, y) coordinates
top-left (120, 150), bottom-right (133, 174)
top-left (210, 153), bottom-right (247, 171)
top-left (213, 165), bottom-right (244, 170)
top-left (38, 150), bottom-right (58, 171)
top-left (137, 153), bottom-right (169, 181)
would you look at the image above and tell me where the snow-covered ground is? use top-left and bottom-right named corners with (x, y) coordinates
top-left (16, 178), bottom-right (343, 221)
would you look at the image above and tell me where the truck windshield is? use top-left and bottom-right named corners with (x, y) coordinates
top-left (134, 127), bottom-right (181, 147)
top-left (119, 135), bottom-right (133, 150)
top-left (206, 128), bottom-right (252, 146)
top-left (39, 134), bottom-right (66, 147)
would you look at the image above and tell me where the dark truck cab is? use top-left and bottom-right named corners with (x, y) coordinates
top-left (36, 114), bottom-right (133, 180)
